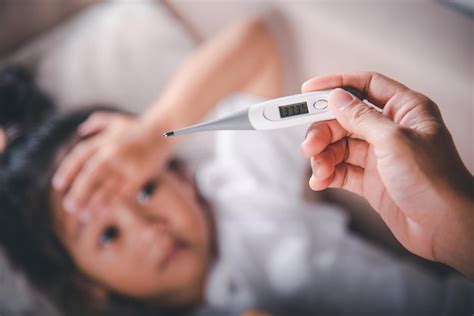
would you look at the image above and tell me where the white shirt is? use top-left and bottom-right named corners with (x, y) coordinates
top-left (189, 94), bottom-right (473, 315)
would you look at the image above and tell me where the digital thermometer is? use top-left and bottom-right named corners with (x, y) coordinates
top-left (163, 88), bottom-right (362, 138)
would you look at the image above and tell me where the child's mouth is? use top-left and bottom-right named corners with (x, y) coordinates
top-left (159, 238), bottom-right (189, 269)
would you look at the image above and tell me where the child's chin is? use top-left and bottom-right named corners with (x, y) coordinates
top-left (169, 251), bottom-right (207, 293)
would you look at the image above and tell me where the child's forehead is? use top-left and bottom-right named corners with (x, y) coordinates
top-left (49, 187), bottom-right (75, 244)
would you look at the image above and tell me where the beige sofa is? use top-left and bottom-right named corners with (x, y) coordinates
top-left (0, 0), bottom-right (98, 58)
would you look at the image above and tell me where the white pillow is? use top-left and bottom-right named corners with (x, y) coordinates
top-left (33, 0), bottom-right (195, 114)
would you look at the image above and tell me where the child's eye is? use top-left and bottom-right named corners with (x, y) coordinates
top-left (136, 180), bottom-right (158, 204)
top-left (100, 226), bottom-right (119, 247)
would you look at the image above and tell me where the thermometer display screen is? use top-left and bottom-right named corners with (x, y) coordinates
top-left (279, 102), bottom-right (309, 118)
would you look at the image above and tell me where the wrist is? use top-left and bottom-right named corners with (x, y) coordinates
top-left (434, 189), bottom-right (474, 279)
top-left (139, 101), bottom-right (181, 141)
top-left (131, 116), bottom-right (174, 156)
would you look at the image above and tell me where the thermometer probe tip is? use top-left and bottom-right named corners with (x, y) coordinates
top-left (163, 131), bottom-right (175, 138)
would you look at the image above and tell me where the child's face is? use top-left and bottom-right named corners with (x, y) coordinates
top-left (51, 166), bottom-right (212, 306)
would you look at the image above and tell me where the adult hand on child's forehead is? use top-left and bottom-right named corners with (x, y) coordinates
top-left (52, 112), bottom-right (172, 221)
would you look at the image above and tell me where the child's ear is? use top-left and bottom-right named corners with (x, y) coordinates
top-left (72, 274), bottom-right (109, 302)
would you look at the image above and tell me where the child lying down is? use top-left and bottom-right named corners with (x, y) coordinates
top-left (0, 66), bottom-right (473, 316)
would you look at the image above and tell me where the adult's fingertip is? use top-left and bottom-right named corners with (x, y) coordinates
top-left (308, 175), bottom-right (317, 191)
top-left (300, 139), bottom-right (314, 159)
top-left (77, 122), bottom-right (94, 137)
top-left (301, 132), bottom-right (311, 152)
top-left (52, 175), bottom-right (65, 190)
top-left (300, 142), bottom-right (310, 157)
top-left (309, 175), bottom-right (327, 191)
top-left (311, 157), bottom-right (325, 179)
top-left (301, 127), bottom-right (327, 157)
top-left (328, 88), bottom-right (353, 109)
top-left (301, 78), bottom-right (315, 92)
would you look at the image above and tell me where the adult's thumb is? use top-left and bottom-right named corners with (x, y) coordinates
top-left (328, 88), bottom-right (395, 146)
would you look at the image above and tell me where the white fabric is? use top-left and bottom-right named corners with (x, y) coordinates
top-left (195, 95), bottom-right (474, 315)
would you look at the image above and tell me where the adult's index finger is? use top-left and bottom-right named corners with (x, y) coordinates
top-left (302, 72), bottom-right (409, 109)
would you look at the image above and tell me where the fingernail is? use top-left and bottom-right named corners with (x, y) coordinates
top-left (330, 88), bottom-right (353, 108)
top-left (301, 80), bottom-right (311, 92)
top-left (311, 158), bottom-right (320, 173)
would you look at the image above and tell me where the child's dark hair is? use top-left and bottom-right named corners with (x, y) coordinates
top-left (0, 66), bottom-right (186, 316)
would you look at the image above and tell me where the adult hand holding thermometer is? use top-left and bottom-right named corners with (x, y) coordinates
top-left (301, 72), bottom-right (474, 280)
top-left (163, 88), bottom-right (363, 137)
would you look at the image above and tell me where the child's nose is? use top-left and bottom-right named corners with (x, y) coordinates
top-left (115, 202), bottom-right (168, 233)
top-left (111, 205), bottom-right (168, 249)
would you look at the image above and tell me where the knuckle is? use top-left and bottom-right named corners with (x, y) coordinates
top-left (359, 71), bottom-right (380, 83)
top-left (81, 161), bottom-right (102, 178)
top-left (412, 92), bottom-right (441, 116)
top-left (68, 188), bottom-right (85, 205)
top-left (70, 140), bottom-right (96, 158)
top-left (59, 158), bottom-right (80, 176)
top-left (370, 71), bottom-right (383, 78)
top-left (324, 145), bottom-right (338, 164)
top-left (70, 143), bottom-right (88, 156)
top-left (366, 71), bottom-right (384, 81)
top-left (347, 103), bottom-right (374, 124)
top-left (112, 116), bottom-right (127, 125)
top-left (305, 122), bottom-right (320, 140)
top-left (307, 122), bottom-right (321, 134)
top-left (90, 111), bottom-right (109, 121)
top-left (340, 164), bottom-right (349, 188)
top-left (360, 70), bottom-right (374, 78)
top-left (94, 161), bottom-right (111, 176)
top-left (321, 123), bottom-right (333, 141)
top-left (310, 156), bottom-right (319, 170)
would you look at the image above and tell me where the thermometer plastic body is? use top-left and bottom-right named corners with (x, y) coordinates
top-left (163, 88), bottom-right (362, 137)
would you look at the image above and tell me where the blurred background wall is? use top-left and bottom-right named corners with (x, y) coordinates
top-left (1, 0), bottom-right (472, 172)
top-left (0, 0), bottom-right (99, 58)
